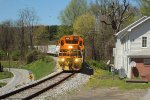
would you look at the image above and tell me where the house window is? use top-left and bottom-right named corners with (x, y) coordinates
top-left (142, 37), bottom-right (147, 47)
top-left (144, 59), bottom-right (150, 65)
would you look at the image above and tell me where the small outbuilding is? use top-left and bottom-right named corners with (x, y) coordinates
top-left (114, 16), bottom-right (150, 81)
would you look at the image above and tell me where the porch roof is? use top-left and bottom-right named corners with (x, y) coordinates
top-left (128, 49), bottom-right (150, 58)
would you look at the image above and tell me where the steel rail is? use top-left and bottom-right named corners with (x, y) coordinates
top-left (0, 71), bottom-right (75, 99)
top-left (24, 72), bottom-right (75, 100)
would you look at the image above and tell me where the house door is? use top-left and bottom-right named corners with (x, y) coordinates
top-left (130, 60), bottom-right (139, 79)
top-left (132, 67), bottom-right (139, 78)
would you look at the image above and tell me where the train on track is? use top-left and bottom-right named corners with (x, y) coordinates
top-left (57, 35), bottom-right (84, 71)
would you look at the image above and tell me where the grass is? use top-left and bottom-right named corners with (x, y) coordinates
top-left (0, 71), bottom-right (13, 79)
top-left (85, 68), bottom-right (150, 90)
top-left (85, 60), bottom-right (150, 90)
top-left (24, 57), bottom-right (55, 80)
top-left (0, 82), bottom-right (6, 87)
top-left (0, 71), bottom-right (13, 87)
top-left (0, 61), bottom-right (25, 68)
top-left (1, 56), bottom-right (55, 80)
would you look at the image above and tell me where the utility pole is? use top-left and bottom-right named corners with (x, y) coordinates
top-left (91, 30), bottom-right (96, 60)
top-left (7, 52), bottom-right (11, 77)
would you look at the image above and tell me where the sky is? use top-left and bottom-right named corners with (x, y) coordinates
top-left (0, 0), bottom-right (138, 25)
top-left (0, 0), bottom-right (71, 25)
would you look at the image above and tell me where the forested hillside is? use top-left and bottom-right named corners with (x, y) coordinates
top-left (0, 0), bottom-right (149, 62)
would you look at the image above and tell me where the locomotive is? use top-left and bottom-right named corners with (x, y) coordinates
top-left (57, 35), bottom-right (84, 71)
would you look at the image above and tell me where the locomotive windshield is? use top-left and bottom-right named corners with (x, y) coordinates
top-left (65, 40), bottom-right (78, 44)
top-left (65, 37), bottom-right (79, 44)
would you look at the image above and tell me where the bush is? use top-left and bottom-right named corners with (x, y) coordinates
top-left (11, 51), bottom-right (21, 61)
top-left (0, 49), bottom-right (5, 60)
top-left (86, 60), bottom-right (107, 70)
top-left (26, 50), bottom-right (45, 64)
top-left (43, 56), bottom-right (53, 62)
top-left (26, 50), bottom-right (37, 64)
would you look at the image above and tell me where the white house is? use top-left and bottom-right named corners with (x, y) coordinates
top-left (114, 16), bottom-right (150, 81)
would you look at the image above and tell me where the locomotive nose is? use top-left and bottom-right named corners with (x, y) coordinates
top-left (61, 58), bottom-right (65, 62)
top-left (75, 58), bottom-right (79, 62)
top-left (68, 45), bottom-right (73, 49)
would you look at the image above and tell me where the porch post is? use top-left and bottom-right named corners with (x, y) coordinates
top-left (128, 57), bottom-right (131, 79)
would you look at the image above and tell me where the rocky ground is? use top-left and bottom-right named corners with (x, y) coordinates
top-left (38, 59), bottom-right (149, 100)
top-left (35, 73), bottom-right (90, 99)
top-left (38, 71), bottom-right (147, 100)
top-left (53, 87), bottom-right (147, 100)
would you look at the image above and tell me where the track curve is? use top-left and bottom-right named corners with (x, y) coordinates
top-left (0, 71), bottom-right (75, 99)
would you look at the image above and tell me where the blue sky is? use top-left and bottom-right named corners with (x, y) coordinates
top-left (0, 0), bottom-right (71, 25)
top-left (0, 0), bottom-right (138, 25)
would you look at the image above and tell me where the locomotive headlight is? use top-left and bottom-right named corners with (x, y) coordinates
top-left (61, 58), bottom-right (65, 62)
top-left (68, 45), bottom-right (73, 49)
top-left (75, 58), bottom-right (78, 62)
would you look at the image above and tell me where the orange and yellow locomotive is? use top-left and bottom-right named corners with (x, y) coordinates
top-left (57, 35), bottom-right (84, 71)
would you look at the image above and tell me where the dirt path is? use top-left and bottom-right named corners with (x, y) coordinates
top-left (54, 87), bottom-right (147, 100)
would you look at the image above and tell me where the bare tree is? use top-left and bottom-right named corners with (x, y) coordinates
top-left (24, 8), bottom-right (38, 49)
top-left (17, 8), bottom-right (38, 58)
top-left (89, 0), bottom-right (135, 61)
top-left (17, 11), bottom-right (26, 57)
top-left (100, 0), bottom-right (134, 33)
top-left (0, 20), bottom-right (14, 51)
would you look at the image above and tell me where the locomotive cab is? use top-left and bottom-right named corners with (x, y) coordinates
top-left (57, 35), bottom-right (84, 71)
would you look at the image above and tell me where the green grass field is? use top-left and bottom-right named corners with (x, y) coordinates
top-left (0, 71), bottom-right (13, 87)
top-left (24, 57), bottom-right (55, 80)
top-left (86, 69), bottom-right (150, 90)
top-left (1, 56), bottom-right (55, 80)
top-left (85, 60), bottom-right (150, 90)
top-left (0, 61), bottom-right (25, 68)
top-left (0, 71), bottom-right (13, 79)
top-left (0, 82), bottom-right (6, 87)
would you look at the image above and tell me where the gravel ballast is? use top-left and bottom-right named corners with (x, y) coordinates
top-left (35, 73), bottom-right (90, 99)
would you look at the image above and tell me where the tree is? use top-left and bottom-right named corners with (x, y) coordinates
top-left (73, 13), bottom-right (96, 59)
top-left (33, 26), bottom-right (49, 45)
top-left (47, 25), bottom-right (58, 41)
top-left (140, 0), bottom-right (150, 16)
top-left (57, 25), bottom-right (73, 39)
top-left (59, 0), bottom-right (88, 26)
top-left (0, 20), bottom-right (14, 51)
top-left (73, 13), bottom-right (95, 36)
top-left (17, 10), bottom-right (27, 57)
top-left (100, 0), bottom-right (134, 33)
top-left (20, 8), bottom-right (38, 49)
top-left (17, 8), bottom-right (38, 57)
top-left (87, 0), bottom-right (136, 60)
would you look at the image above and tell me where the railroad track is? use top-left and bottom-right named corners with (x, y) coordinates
top-left (0, 71), bottom-right (76, 100)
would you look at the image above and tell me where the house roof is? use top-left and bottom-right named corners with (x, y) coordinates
top-left (115, 16), bottom-right (150, 38)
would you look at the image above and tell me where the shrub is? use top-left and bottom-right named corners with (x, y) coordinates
top-left (26, 50), bottom-right (40, 64)
top-left (11, 51), bottom-right (21, 61)
top-left (86, 60), bottom-right (107, 70)
top-left (44, 56), bottom-right (53, 62)
top-left (0, 49), bottom-right (5, 60)
top-left (38, 52), bottom-right (45, 61)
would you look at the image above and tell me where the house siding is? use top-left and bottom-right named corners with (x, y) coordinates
top-left (115, 17), bottom-right (150, 79)
top-left (115, 38), bottom-right (123, 69)
top-left (130, 19), bottom-right (150, 53)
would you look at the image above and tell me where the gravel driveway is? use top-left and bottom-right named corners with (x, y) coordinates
top-left (54, 87), bottom-right (147, 100)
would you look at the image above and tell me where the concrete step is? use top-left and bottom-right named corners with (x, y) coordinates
top-left (126, 79), bottom-right (148, 83)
